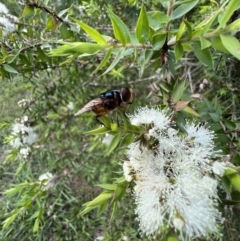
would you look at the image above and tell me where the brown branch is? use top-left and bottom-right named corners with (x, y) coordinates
top-left (28, 2), bottom-right (71, 28)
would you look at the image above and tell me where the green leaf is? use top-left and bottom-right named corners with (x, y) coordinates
top-left (222, 199), bottom-right (240, 205)
top-left (216, 133), bottom-right (231, 144)
top-left (220, 34), bottom-right (240, 60)
top-left (50, 42), bottom-right (104, 56)
top-left (110, 201), bottom-right (117, 222)
top-left (2, 213), bottom-right (18, 229)
top-left (231, 152), bottom-right (240, 165)
top-left (102, 48), bottom-right (125, 75)
top-left (223, 119), bottom-right (236, 130)
top-left (136, 4), bottom-right (149, 44)
top-left (88, 192), bottom-right (112, 207)
top-left (224, 18), bottom-right (240, 32)
top-left (21, 5), bottom-right (34, 18)
top-left (184, 20), bottom-right (193, 40)
top-left (58, 7), bottom-right (70, 17)
top-left (209, 112), bottom-right (220, 122)
top-left (1, 45), bottom-right (8, 57)
top-left (224, 167), bottom-right (237, 176)
top-left (201, 9), bottom-right (220, 34)
top-left (93, 47), bottom-right (113, 74)
top-left (211, 36), bottom-right (229, 53)
top-left (228, 174), bottom-right (240, 191)
top-left (72, 18), bottom-right (107, 45)
top-left (121, 133), bottom-right (135, 147)
top-left (151, 33), bottom-right (166, 50)
top-left (97, 116), bottom-right (112, 128)
top-left (172, 81), bottom-right (186, 102)
top-left (3, 64), bottom-right (18, 74)
top-left (85, 127), bottom-right (110, 135)
top-left (98, 201), bottom-right (108, 215)
top-left (59, 23), bottom-right (72, 39)
top-left (45, 17), bottom-right (55, 32)
top-left (147, 11), bottom-right (171, 30)
top-left (112, 185), bottom-right (126, 202)
top-left (96, 184), bottom-right (117, 190)
top-left (182, 106), bottom-right (200, 117)
top-left (105, 132), bottom-right (121, 155)
top-left (177, 21), bottom-right (186, 40)
top-left (193, 41), bottom-right (213, 68)
top-left (33, 218), bottom-right (39, 232)
top-left (174, 42), bottom-right (183, 60)
top-left (200, 35), bottom-right (211, 49)
top-left (80, 206), bottom-right (97, 215)
top-left (111, 123), bottom-right (118, 131)
top-left (172, 0), bottom-right (199, 20)
top-left (108, 9), bottom-right (130, 45)
top-left (222, 176), bottom-right (231, 195)
top-left (139, 49), bottom-right (153, 76)
top-left (6, 54), bottom-right (19, 64)
top-left (217, 0), bottom-right (240, 29)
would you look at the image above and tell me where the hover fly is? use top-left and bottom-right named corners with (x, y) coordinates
top-left (74, 87), bottom-right (134, 117)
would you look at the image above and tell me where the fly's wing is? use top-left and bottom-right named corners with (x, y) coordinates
top-left (74, 98), bottom-right (103, 116)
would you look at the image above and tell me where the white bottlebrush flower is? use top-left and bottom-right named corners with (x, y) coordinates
top-left (212, 161), bottom-right (226, 176)
top-left (0, 16), bottom-right (16, 36)
top-left (0, 3), bottom-right (9, 14)
top-left (39, 172), bottom-right (55, 190)
top-left (19, 147), bottom-right (31, 159)
top-left (125, 107), bottom-right (224, 240)
top-left (10, 116), bottom-right (38, 148)
top-left (128, 107), bottom-right (170, 130)
top-left (18, 99), bottom-right (31, 108)
top-left (123, 161), bottom-right (133, 182)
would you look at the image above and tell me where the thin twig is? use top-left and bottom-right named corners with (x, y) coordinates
top-left (28, 2), bottom-right (71, 28)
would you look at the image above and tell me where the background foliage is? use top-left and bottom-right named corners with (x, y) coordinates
top-left (1, 0), bottom-right (240, 240)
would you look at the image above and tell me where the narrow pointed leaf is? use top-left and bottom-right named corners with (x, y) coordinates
top-left (88, 192), bottom-right (112, 206)
top-left (224, 18), bottom-right (240, 32)
top-left (217, 0), bottom-right (240, 29)
top-left (136, 4), bottom-right (149, 44)
top-left (211, 36), bottom-right (229, 53)
top-left (96, 116), bottom-right (112, 128)
top-left (177, 21), bottom-right (186, 40)
top-left (184, 20), bottom-right (193, 40)
top-left (112, 185), bottom-right (126, 202)
top-left (182, 106), bottom-right (200, 117)
top-left (102, 48), bottom-right (125, 75)
top-left (200, 35), bottom-right (211, 49)
top-left (105, 132), bottom-right (121, 155)
top-left (72, 18), bottom-right (107, 45)
top-left (172, 81), bottom-right (186, 102)
top-left (93, 47), bottom-right (113, 74)
top-left (3, 64), bottom-right (18, 74)
top-left (193, 41), bottom-right (213, 67)
top-left (172, 0), bottom-right (199, 20)
top-left (220, 34), bottom-right (240, 60)
top-left (96, 184), bottom-right (117, 190)
top-left (85, 127), bottom-right (110, 135)
top-left (152, 33), bottom-right (166, 50)
top-left (98, 201), bottom-right (108, 215)
top-left (174, 42), bottom-right (183, 60)
top-left (50, 42), bottom-right (104, 56)
top-left (228, 174), bottom-right (240, 191)
top-left (121, 133), bottom-right (135, 146)
top-left (108, 9), bottom-right (130, 45)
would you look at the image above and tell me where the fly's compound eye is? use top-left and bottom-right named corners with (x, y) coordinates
top-left (120, 87), bottom-right (134, 104)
